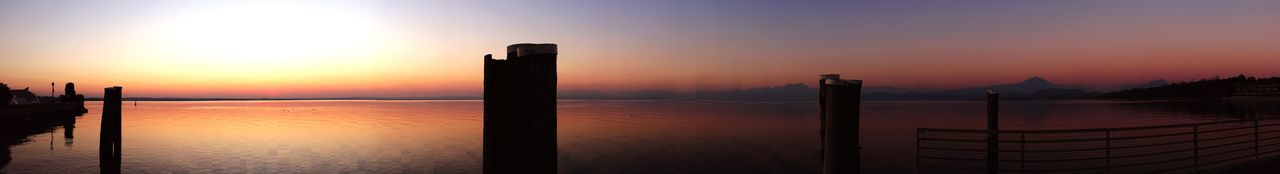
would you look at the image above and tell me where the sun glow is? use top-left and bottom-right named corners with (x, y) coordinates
top-left (151, 3), bottom-right (387, 66)
top-left (119, 2), bottom-right (414, 88)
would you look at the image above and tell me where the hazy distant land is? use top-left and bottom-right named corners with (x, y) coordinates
top-left (89, 75), bottom-right (1279, 102)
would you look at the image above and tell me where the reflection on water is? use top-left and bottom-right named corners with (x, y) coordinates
top-left (64, 117), bottom-right (74, 147)
top-left (1119, 100), bottom-right (1280, 119)
top-left (0, 108), bottom-right (84, 172)
top-left (1, 100), bottom-right (1277, 173)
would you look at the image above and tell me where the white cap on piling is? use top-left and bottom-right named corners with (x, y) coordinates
top-left (820, 74), bottom-right (842, 85)
top-left (826, 79), bottom-right (863, 85)
top-left (820, 74), bottom-right (841, 80)
top-left (507, 43), bottom-right (558, 57)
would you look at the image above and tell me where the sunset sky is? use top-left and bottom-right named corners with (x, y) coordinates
top-left (2, 0), bottom-right (1279, 98)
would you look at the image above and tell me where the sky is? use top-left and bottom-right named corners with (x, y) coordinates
top-left (2, 0), bottom-right (1279, 98)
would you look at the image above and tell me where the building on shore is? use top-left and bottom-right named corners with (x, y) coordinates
top-left (2, 83), bottom-right (88, 115)
top-left (9, 88), bottom-right (41, 104)
top-left (1234, 83), bottom-right (1280, 97)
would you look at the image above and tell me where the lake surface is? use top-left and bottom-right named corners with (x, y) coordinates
top-left (2, 100), bottom-right (1278, 173)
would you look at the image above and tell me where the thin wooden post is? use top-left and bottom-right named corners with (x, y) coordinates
top-left (987, 91), bottom-right (999, 174)
top-left (1255, 119), bottom-right (1260, 160)
top-left (99, 86), bottom-right (122, 173)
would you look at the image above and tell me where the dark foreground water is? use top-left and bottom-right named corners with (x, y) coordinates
top-left (2, 100), bottom-right (1278, 173)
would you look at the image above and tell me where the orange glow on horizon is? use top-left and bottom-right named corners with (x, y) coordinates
top-left (2, 1), bottom-right (1279, 98)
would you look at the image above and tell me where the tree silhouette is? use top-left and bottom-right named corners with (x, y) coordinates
top-left (1101, 75), bottom-right (1280, 99)
top-left (53, 82), bottom-right (86, 109)
top-left (1, 83), bottom-right (10, 107)
top-left (64, 82), bottom-right (76, 97)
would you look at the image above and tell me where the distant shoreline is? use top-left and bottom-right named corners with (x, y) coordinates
top-left (85, 97), bottom-right (483, 101)
top-left (77, 97), bottom-right (1191, 102)
top-left (82, 96), bottom-right (1280, 102)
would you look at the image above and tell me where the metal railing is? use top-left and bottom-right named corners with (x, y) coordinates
top-left (918, 118), bottom-right (1280, 173)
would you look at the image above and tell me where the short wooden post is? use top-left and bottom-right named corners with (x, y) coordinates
top-left (100, 86), bottom-right (122, 173)
top-left (987, 91), bottom-right (999, 174)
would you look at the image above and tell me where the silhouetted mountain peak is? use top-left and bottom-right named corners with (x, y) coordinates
top-left (777, 83), bottom-right (809, 89)
top-left (940, 76), bottom-right (1079, 95)
top-left (1022, 76), bottom-right (1050, 85)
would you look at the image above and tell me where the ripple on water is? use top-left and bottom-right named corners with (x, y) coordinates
top-left (6, 100), bottom-right (1268, 173)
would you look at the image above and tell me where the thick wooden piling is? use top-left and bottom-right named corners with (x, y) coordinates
top-left (100, 86), bottom-right (122, 173)
top-left (986, 91), bottom-right (999, 174)
top-left (821, 75), bottom-right (861, 174)
top-left (818, 74), bottom-right (839, 161)
top-left (483, 44), bottom-right (557, 174)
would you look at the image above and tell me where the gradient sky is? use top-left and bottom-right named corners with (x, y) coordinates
top-left (2, 0), bottom-right (1279, 98)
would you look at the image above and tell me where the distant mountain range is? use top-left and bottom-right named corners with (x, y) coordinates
top-left (563, 76), bottom-right (1122, 101)
top-left (103, 76), bottom-right (1230, 102)
top-left (560, 83), bottom-right (813, 101)
top-left (862, 77), bottom-right (1096, 100)
top-left (1106, 79), bottom-right (1170, 92)
top-left (955, 77), bottom-right (1080, 94)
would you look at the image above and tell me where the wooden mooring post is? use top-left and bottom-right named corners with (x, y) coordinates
top-left (820, 74), bottom-right (862, 174)
top-left (100, 86), bottom-right (122, 173)
top-left (483, 44), bottom-right (557, 174)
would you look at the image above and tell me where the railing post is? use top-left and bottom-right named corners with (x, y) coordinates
top-left (1193, 124), bottom-right (1199, 171)
top-left (987, 91), bottom-right (999, 174)
top-left (1020, 132), bottom-right (1026, 174)
top-left (1105, 130), bottom-right (1111, 173)
top-left (1256, 119), bottom-right (1260, 160)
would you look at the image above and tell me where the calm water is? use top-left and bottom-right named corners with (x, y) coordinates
top-left (2, 100), bottom-right (1277, 173)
